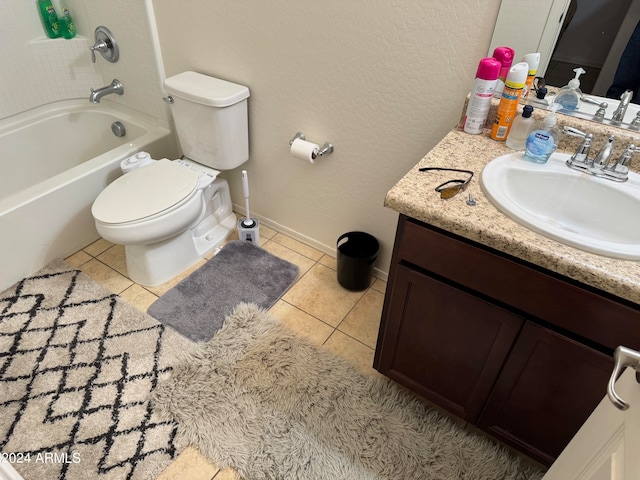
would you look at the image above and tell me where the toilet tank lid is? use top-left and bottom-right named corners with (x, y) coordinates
top-left (164, 71), bottom-right (250, 107)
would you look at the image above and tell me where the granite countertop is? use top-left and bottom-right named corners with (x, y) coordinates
top-left (385, 112), bottom-right (640, 305)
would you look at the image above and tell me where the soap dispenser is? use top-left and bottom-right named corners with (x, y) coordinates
top-left (527, 85), bottom-right (549, 108)
top-left (506, 105), bottom-right (535, 150)
top-left (524, 105), bottom-right (560, 164)
top-left (552, 67), bottom-right (586, 112)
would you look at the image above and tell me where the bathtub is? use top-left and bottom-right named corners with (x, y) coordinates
top-left (0, 99), bottom-right (178, 292)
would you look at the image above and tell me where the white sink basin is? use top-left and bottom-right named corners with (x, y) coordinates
top-left (480, 152), bottom-right (640, 260)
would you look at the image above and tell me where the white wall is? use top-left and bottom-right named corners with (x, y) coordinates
top-left (152, 1), bottom-right (502, 276)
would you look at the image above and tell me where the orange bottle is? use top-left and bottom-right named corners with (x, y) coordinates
top-left (490, 62), bottom-right (529, 141)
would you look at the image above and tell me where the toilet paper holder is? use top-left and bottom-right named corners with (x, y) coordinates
top-left (289, 132), bottom-right (334, 157)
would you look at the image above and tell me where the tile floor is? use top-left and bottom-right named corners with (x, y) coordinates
top-left (64, 223), bottom-right (389, 480)
top-left (65, 221), bottom-right (543, 479)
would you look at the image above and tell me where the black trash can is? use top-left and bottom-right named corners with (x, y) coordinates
top-left (337, 231), bottom-right (379, 291)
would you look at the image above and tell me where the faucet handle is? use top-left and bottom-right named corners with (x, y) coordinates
top-left (562, 126), bottom-right (594, 169)
top-left (580, 96), bottom-right (608, 119)
top-left (90, 41), bottom-right (108, 63)
top-left (562, 126), bottom-right (588, 138)
top-left (90, 26), bottom-right (119, 63)
top-left (602, 144), bottom-right (640, 182)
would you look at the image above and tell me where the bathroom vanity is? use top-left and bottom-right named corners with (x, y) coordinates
top-left (374, 119), bottom-right (640, 466)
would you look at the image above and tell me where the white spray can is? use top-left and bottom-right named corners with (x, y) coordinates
top-left (521, 52), bottom-right (541, 99)
top-left (463, 57), bottom-right (502, 135)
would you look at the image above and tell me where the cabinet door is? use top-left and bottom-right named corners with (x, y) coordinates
top-left (478, 323), bottom-right (613, 466)
top-left (376, 264), bottom-right (524, 422)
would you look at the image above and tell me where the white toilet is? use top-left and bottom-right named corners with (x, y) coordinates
top-left (91, 71), bottom-right (250, 286)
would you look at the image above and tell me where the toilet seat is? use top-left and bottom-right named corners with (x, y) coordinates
top-left (92, 159), bottom-right (200, 225)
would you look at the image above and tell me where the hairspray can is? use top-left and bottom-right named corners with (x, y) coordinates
top-left (490, 62), bottom-right (528, 141)
top-left (492, 46), bottom-right (515, 97)
top-left (462, 58), bottom-right (501, 135)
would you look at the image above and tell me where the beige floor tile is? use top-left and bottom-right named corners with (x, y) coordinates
top-left (271, 233), bottom-right (323, 261)
top-left (260, 241), bottom-right (315, 278)
top-left (282, 264), bottom-right (365, 327)
top-left (119, 284), bottom-right (158, 312)
top-left (83, 238), bottom-right (114, 257)
top-left (258, 224), bottom-right (277, 240)
top-left (371, 278), bottom-right (387, 294)
top-left (97, 245), bottom-right (128, 277)
top-left (65, 250), bottom-right (92, 268)
top-left (337, 289), bottom-right (384, 348)
top-left (322, 329), bottom-right (377, 375)
top-left (79, 259), bottom-right (133, 294)
top-left (157, 446), bottom-right (219, 480)
top-left (318, 254), bottom-right (337, 270)
top-left (269, 300), bottom-right (334, 346)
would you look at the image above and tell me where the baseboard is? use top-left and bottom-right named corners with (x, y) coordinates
top-left (232, 206), bottom-right (388, 282)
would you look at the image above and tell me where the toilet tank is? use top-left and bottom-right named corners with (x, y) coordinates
top-left (164, 71), bottom-right (250, 170)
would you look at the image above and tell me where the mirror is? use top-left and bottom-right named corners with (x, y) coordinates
top-left (490, 0), bottom-right (640, 127)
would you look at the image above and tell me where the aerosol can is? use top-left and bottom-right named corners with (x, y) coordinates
top-left (237, 170), bottom-right (260, 244)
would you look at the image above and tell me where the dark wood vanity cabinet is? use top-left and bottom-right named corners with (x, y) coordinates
top-left (374, 214), bottom-right (640, 466)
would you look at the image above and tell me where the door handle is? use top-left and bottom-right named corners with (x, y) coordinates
top-left (607, 345), bottom-right (640, 410)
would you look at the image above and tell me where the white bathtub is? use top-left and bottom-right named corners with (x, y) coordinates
top-left (0, 99), bottom-right (178, 292)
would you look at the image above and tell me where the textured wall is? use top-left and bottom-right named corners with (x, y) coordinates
top-left (154, 2), bottom-right (500, 276)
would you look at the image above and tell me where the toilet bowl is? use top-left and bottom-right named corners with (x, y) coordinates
top-left (91, 71), bottom-right (250, 286)
top-left (92, 158), bottom-right (237, 286)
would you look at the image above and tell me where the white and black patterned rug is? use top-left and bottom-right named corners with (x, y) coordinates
top-left (0, 260), bottom-right (190, 480)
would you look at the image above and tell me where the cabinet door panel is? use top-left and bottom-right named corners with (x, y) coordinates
top-left (398, 217), bottom-right (640, 352)
top-left (478, 323), bottom-right (613, 466)
top-left (376, 264), bottom-right (523, 422)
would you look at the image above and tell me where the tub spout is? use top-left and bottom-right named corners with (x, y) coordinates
top-left (89, 79), bottom-right (124, 103)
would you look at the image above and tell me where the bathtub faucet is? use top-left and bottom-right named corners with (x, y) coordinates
top-left (89, 79), bottom-right (124, 103)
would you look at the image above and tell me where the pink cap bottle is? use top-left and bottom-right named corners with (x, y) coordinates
top-left (463, 57), bottom-right (501, 135)
top-left (493, 46), bottom-right (515, 96)
top-left (476, 57), bottom-right (501, 81)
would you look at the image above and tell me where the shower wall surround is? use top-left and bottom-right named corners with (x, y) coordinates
top-left (0, 0), bottom-right (169, 123)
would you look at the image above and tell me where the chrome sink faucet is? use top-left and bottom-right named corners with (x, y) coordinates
top-left (593, 135), bottom-right (616, 168)
top-left (89, 79), bottom-right (124, 103)
top-left (611, 89), bottom-right (633, 123)
top-left (562, 126), bottom-right (639, 182)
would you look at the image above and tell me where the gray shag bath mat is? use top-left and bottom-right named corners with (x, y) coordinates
top-left (151, 303), bottom-right (545, 480)
top-left (0, 259), bottom-right (190, 480)
top-left (147, 240), bottom-right (299, 342)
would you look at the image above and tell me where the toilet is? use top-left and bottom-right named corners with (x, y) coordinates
top-left (91, 71), bottom-right (250, 286)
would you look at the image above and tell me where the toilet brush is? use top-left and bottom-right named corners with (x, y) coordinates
top-left (237, 170), bottom-right (260, 244)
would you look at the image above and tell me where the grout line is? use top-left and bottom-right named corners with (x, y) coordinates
top-left (322, 326), bottom-right (375, 352)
